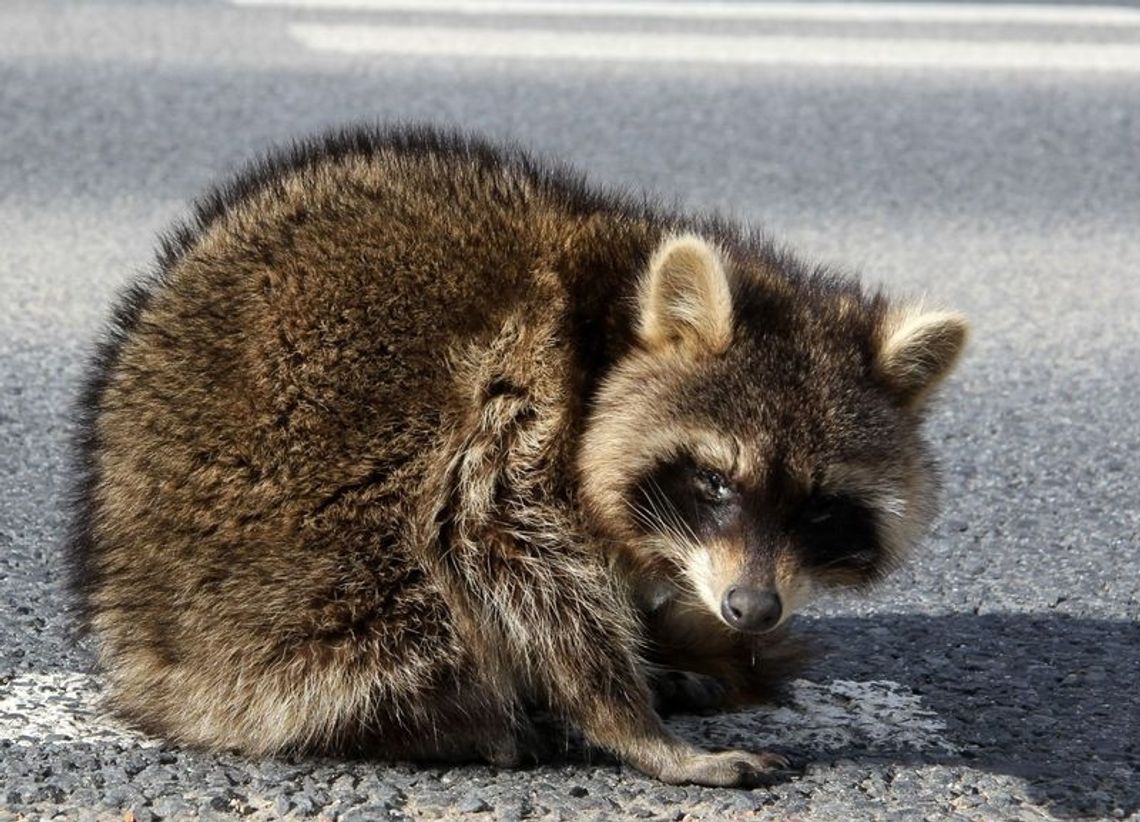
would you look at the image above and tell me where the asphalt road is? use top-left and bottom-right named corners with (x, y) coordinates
top-left (2, 0), bottom-right (1138, 819)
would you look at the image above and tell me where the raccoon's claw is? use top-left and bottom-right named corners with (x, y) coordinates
top-left (654, 748), bottom-right (795, 787)
top-left (650, 669), bottom-right (728, 715)
top-left (763, 749), bottom-right (807, 772)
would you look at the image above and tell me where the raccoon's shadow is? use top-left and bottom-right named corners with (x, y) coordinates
top-left (798, 613), bottom-right (1138, 820)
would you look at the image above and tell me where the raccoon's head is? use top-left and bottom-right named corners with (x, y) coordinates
top-left (580, 233), bottom-right (968, 634)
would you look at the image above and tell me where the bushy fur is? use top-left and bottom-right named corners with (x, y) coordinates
top-left (70, 124), bottom-right (966, 785)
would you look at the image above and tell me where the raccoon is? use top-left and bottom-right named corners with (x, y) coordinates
top-left (70, 125), bottom-right (967, 786)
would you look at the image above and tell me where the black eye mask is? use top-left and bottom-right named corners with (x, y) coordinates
top-left (794, 494), bottom-right (881, 571)
top-left (630, 453), bottom-right (737, 540)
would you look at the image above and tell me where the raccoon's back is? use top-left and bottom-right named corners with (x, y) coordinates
top-left (67, 126), bottom-right (620, 643)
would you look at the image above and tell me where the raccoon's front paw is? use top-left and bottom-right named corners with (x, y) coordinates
top-left (655, 749), bottom-right (795, 787)
top-left (649, 669), bottom-right (728, 715)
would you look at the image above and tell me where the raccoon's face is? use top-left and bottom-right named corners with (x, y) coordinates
top-left (580, 234), bottom-right (967, 634)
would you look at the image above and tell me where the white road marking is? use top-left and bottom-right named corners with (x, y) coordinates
top-left (671, 678), bottom-right (957, 754)
top-left (0, 672), bottom-right (953, 754)
top-left (232, 0), bottom-right (1140, 28)
top-left (778, 679), bottom-right (957, 752)
top-left (0, 672), bottom-right (158, 748)
top-left (289, 23), bottom-right (1140, 72)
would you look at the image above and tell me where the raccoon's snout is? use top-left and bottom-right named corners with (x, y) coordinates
top-left (720, 587), bottom-right (781, 634)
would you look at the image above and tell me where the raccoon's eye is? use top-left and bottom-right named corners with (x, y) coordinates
top-left (695, 469), bottom-right (733, 503)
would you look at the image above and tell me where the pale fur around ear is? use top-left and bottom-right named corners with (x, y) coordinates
top-left (876, 306), bottom-right (969, 407)
top-left (637, 234), bottom-right (733, 354)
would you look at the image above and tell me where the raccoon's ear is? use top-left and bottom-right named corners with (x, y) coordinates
top-left (875, 307), bottom-right (969, 407)
top-left (637, 234), bottom-right (733, 354)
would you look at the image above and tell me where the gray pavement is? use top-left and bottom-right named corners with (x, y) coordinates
top-left (1, 0), bottom-right (1138, 819)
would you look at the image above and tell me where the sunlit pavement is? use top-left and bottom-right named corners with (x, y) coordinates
top-left (1, 1), bottom-right (1137, 818)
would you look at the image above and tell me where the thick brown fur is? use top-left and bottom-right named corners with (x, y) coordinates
top-left (71, 124), bottom-right (967, 785)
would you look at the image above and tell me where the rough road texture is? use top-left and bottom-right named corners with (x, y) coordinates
top-left (1, 0), bottom-right (1137, 819)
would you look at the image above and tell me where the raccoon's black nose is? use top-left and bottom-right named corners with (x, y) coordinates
top-left (721, 588), bottom-right (782, 633)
